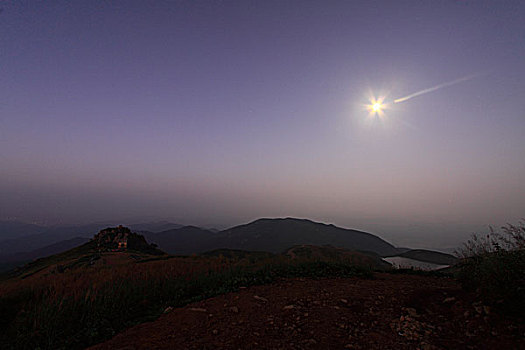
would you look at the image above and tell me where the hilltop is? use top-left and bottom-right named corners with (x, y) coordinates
top-left (0, 223), bottom-right (176, 272)
top-left (216, 218), bottom-right (399, 256)
top-left (1, 226), bottom-right (164, 281)
top-left (93, 225), bottom-right (164, 255)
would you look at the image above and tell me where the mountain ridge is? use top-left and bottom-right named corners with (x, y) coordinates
top-left (0, 218), bottom-right (456, 271)
top-left (215, 217), bottom-right (399, 256)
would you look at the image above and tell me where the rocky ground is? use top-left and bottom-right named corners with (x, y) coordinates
top-left (90, 273), bottom-right (524, 350)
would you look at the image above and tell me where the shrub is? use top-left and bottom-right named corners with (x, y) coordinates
top-left (456, 220), bottom-right (525, 317)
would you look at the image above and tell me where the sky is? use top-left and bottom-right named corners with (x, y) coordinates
top-left (1, 0), bottom-right (524, 249)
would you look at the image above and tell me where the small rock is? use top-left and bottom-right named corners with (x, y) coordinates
top-left (483, 305), bottom-right (491, 315)
top-left (406, 307), bottom-right (418, 317)
top-left (283, 305), bottom-right (295, 310)
top-left (163, 306), bottom-right (173, 314)
top-left (254, 295), bottom-right (268, 303)
top-left (443, 297), bottom-right (456, 303)
top-left (229, 306), bottom-right (239, 313)
top-left (189, 307), bottom-right (207, 312)
top-left (420, 342), bottom-right (439, 350)
top-left (212, 329), bottom-right (218, 335)
top-left (340, 299), bottom-right (348, 304)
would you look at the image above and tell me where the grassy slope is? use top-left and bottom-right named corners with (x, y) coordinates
top-left (0, 245), bottom-right (374, 350)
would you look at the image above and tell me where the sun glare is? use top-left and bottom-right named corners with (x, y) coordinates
top-left (366, 96), bottom-right (386, 117)
top-left (372, 102), bottom-right (382, 112)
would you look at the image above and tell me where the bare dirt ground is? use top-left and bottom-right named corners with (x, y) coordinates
top-left (90, 273), bottom-right (524, 350)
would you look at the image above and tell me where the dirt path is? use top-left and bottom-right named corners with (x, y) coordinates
top-left (90, 273), bottom-right (524, 350)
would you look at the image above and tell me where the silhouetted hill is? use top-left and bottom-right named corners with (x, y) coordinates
top-left (1, 227), bottom-right (165, 280)
top-left (0, 237), bottom-right (89, 272)
top-left (0, 223), bottom-right (112, 257)
top-left (0, 221), bottom-right (47, 241)
top-left (140, 219), bottom-right (398, 257)
top-left (128, 221), bottom-right (183, 233)
top-left (1, 218), bottom-right (457, 266)
top-left (94, 226), bottom-right (164, 255)
top-left (216, 218), bottom-right (399, 256)
top-left (0, 221), bottom-right (182, 259)
top-left (143, 226), bottom-right (216, 255)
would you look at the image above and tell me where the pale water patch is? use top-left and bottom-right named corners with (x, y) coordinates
top-left (383, 257), bottom-right (449, 271)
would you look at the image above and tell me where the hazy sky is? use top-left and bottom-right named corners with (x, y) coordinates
top-left (1, 1), bottom-right (524, 249)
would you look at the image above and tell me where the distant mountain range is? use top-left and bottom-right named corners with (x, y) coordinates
top-left (0, 221), bottom-right (48, 241)
top-left (0, 221), bottom-right (183, 271)
top-left (0, 218), bottom-right (457, 272)
top-left (139, 218), bottom-right (399, 256)
top-left (0, 221), bottom-right (182, 255)
top-left (0, 237), bottom-right (90, 272)
top-left (141, 226), bottom-right (217, 255)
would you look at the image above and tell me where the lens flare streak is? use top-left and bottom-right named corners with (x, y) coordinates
top-left (394, 73), bottom-right (480, 104)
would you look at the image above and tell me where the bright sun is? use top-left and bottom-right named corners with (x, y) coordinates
top-left (366, 97), bottom-right (386, 117)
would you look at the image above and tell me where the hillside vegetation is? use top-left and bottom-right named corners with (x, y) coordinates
top-left (456, 221), bottom-right (525, 317)
top-left (0, 228), bottom-right (376, 350)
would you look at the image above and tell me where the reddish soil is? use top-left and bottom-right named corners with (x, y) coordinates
top-left (90, 274), bottom-right (524, 350)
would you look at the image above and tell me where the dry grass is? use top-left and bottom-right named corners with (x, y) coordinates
top-left (0, 252), bottom-right (371, 350)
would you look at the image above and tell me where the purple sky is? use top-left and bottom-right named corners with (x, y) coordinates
top-left (1, 1), bottom-right (524, 249)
